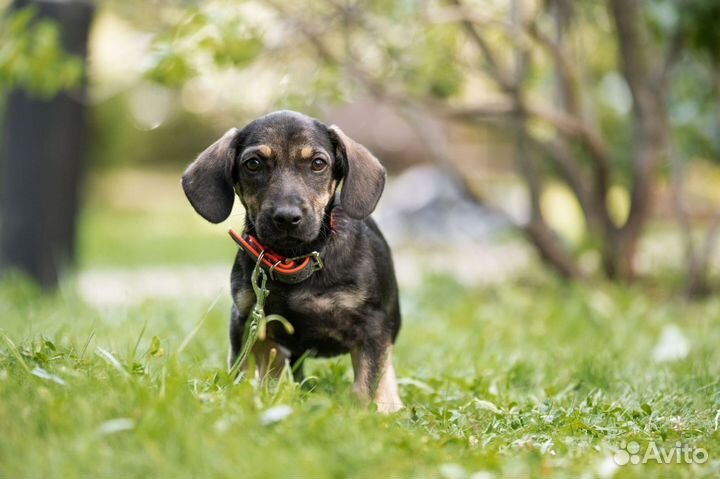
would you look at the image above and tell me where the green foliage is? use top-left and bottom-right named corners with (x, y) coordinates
top-left (142, 1), bottom-right (463, 101)
top-left (144, 47), bottom-right (195, 88)
top-left (645, 0), bottom-right (680, 44)
top-left (669, 60), bottom-right (720, 159)
top-left (281, 64), bottom-right (349, 114)
top-left (205, 20), bottom-right (263, 69)
top-left (396, 25), bottom-right (464, 100)
top-left (0, 274), bottom-right (718, 478)
top-left (144, 7), bottom-right (262, 87)
top-left (0, 6), bottom-right (83, 98)
top-left (682, 0), bottom-right (720, 65)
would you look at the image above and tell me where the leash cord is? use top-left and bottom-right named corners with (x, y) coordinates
top-left (229, 251), bottom-right (294, 380)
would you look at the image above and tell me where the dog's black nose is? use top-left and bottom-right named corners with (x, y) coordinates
top-left (272, 206), bottom-right (303, 229)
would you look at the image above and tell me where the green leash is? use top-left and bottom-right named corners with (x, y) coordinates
top-left (232, 251), bottom-right (294, 379)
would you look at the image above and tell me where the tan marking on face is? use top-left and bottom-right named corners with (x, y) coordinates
top-left (242, 196), bottom-right (260, 217)
top-left (300, 145), bottom-right (314, 159)
top-left (311, 190), bottom-right (332, 211)
top-left (290, 289), bottom-right (368, 313)
top-left (257, 145), bottom-right (272, 157)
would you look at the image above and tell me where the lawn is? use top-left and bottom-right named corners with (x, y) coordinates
top-left (1, 274), bottom-right (718, 478)
top-left (0, 170), bottom-right (719, 479)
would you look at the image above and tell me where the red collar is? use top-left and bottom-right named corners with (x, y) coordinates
top-left (228, 229), bottom-right (324, 284)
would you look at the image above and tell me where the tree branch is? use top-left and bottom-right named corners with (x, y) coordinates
top-left (527, 20), bottom-right (580, 117)
top-left (607, 0), bottom-right (652, 112)
top-left (426, 0), bottom-right (615, 215)
top-left (447, 0), bottom-right (515, 93)
top-left (504, 102), bottom-right (614, 207)
top-left (607, 0), bottom-right (671, 274)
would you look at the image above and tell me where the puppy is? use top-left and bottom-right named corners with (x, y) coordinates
top-left (182, 110), bottom-right (402, 412)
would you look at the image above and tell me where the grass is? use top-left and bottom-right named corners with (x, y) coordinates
top-left (1, 273), bottom-right (719, 479)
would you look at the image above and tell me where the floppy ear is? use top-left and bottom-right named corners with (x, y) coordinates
top-left (181, 128), bottom-right (242, 223)
top-left (328, 125), bottom-right (386, 219)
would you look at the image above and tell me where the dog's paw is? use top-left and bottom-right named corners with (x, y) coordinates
top-left (375, 399), bottom-right (404, 414)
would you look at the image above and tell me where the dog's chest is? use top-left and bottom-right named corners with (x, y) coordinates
top-left (286, 287), bottom-right (368, 314)
top-left (262, 284), bottom-right (370, 354)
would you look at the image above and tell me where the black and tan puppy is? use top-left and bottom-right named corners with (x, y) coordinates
top-left (182, 110), bottom-right (402, 412)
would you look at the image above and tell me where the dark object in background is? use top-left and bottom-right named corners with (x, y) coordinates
top-left (0, 0), bottom-right (93, 288)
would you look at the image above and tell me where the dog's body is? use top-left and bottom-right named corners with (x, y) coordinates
top-left (182, 110), bottom-right (402, 412)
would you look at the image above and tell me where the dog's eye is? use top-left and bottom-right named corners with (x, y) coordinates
top-left (244, 158), bottom-right (263, 173)
top-left (311, 157), bottom-right (328, 172)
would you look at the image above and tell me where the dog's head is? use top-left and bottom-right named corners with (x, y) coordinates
top-left (182, 110), bottom-right (386, 250)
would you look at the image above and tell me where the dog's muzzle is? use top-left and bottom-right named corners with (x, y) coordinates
top-left (271, 205), bottom-right (303, 231)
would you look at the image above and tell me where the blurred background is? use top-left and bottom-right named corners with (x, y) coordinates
top-left (1, 0), bottom-right (719, 303)
top-left (4, 4), bottom-right (720, 476)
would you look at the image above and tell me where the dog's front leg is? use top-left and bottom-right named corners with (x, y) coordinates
top-left (351, 341), bottom-right (403, 413)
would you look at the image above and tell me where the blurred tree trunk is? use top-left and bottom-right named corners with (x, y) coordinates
top-left (0, 0), bottom-right (93, 289)
top-left (512, 0), bottom-right (582, 279)
top-left (604, 0), bottom-right (671, 280)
